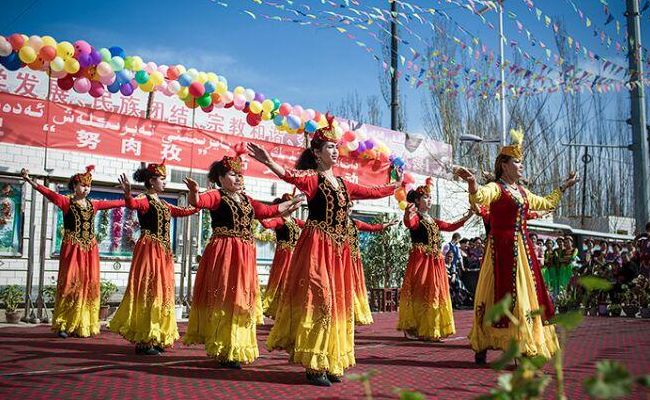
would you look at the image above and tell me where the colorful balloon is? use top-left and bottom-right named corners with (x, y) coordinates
top-left (18, 46), bottom-right (37, 63)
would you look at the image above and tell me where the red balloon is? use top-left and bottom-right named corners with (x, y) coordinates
top-left (224, 101), bottom-right (234, 108)
top-left (39, 46), bottom-right (57, 62)
top-left (8, 34), bottom-right (24, 51)
top-left (201, 104), bottom-right (214, 113)
top-left (89, 81), bottom-right (104, 98)
top-left (166, 66), bottom-right (180, 80)
top-left (57, 75), bottom-right (74, 90)
top-left (246, 112), bottom-right (262, 127)
top-left (188, 81), bottom-right (205, 97)
top-left (342, 131), bottom-right (356, 142)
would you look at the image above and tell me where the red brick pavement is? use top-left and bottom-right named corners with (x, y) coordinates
top-left (0, 311), bottom-right (648, 399)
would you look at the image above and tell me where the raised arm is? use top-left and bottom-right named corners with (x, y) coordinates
top-left (354, 219), bottom-right (385, 232)
top-left (403, 204), bottom-right (420, 229)
top-left (260, 218), bottom-right (282, 230)
top-left (436, 210), bottom-right (473, 232)
top-left (247, 142), bottom-right (287, 178)
top-left (125, 194), bottom-right (150, 213)
top-left (167, 203), bottom-right (199, 218)
top-left (279, 169), bottom-right (319, 199)
top-left (523, 188), bottom-right (562, 212)
top-left (249, 198), bottom-right (281, 220)
top-left (344, 180), bottom-right (399, 201)
top-left (468, 182), bottom-right (502, 207)
top-left (34, 184), bottom-right (70, 212)
top-left (193, 190), bottom-right (221, 210)
top-left (91, 199), bottom-right (125, 212)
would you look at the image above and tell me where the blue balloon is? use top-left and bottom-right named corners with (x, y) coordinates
top-left (178, 73), bottom-right (192, 87)
top-left (116, 70), bottom-right (131, 84)
top-left (109, 46), bottom-right (125, 58)
top-left (204, 81), bottom-right (216, 94)
top-left (0, 53), bottom-right (22, 71)
top-left (107, 80), bottom-right (121, 94)
top-left (273, 115), bottom-right (284, 126)
top-left (304, 120), bottom-right (318, 133)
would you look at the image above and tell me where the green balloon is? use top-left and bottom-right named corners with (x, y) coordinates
top-left (196, 94), bottom-right (212, 108)
top-left (124, 56), bottom-right (134, 70)
top-left (99, 48), bottom-right (111, 62)
top-left (135, 70), bottom-right (149, 84)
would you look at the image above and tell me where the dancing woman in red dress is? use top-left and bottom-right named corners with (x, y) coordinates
top-left (22, 167), bottom-right (124, 338)
top-left (247, 114), bottom-right (402, 386)
top-left (259, 193), bottom-right (306, 320)
top-left (182, 153), bottom-right (301, 368)
top-left (397, 184), bottom-right (472, 341)
top-left (109, 160), bottom-right (198, 355)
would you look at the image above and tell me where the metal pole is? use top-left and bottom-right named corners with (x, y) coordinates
top-left (580, 147), bottom-right (592, 228)
top-left (626, 0), bottom-right (650, 232)
top-left (390, 0), bottom-right (399, 131)
top-left (498, 0), bottom-right (507, 145)
top-left (21, 183), bottom-right (37, 322)
top-left (35, 177), bottom-right (51, 323)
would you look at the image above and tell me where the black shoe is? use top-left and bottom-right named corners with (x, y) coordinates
top-left (475, 350), bottom-right (487, 365)
top-left (306, 372), bottom-right (331, 387)
top-left (135, 345), bottom-right (160, 356)
top-left (153, 345), bottom-right (166, 353)
top-left (57, 331), bottom-right (68, 339)
top-left (403, 329), bottom-right (418, 340)
top-left (219, 361), bottom-right (242, 369)
top-left (326, 373), bottom-right (342, 383)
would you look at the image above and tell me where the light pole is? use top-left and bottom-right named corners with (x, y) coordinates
top-left (477, 1), bottom-right (508, 145)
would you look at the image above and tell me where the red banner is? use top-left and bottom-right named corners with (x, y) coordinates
top-left (0, 92), bottom-right (389, 184)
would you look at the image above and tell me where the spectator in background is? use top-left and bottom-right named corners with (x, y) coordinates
top-left (442, 233), bottom-right (464, 280)
top-left (530, 233), bottom-right (544, 266)
top-left (637, 223), bottom-right (650, 277)
top-left (598, 240), bottom-right (609, 254)
top-left (606, 243), bottom-right (623, 268)
top-left (584, 238), bottom-right (595, 257)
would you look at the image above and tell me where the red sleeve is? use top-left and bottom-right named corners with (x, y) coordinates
top-left (260, 218), bottom-right (282, 230)
top-left (280, 169), bottom-right (319, 199)
top-left (195, 190), bottom-right (221, 210)
top-left (293, 218), bottom-right (306, 228)
top-left (166, 203), bottom-right (199, 217)
top-left (404, 212), bottom-right (420, 229)
top-left (34, 184), bottom-right (70, 213)
top-left (125, 195), bottom-right (149, 213)
top-left (527, 211), bottom-right (540, 220)
top-left (250, 198), bottom-right (281, 220)
top-left (478, 206), bottom-right (489, 218)
top-left (91, 199), bottom-right (125, 212)
top-left (354, 220), bottom-right (384, 232)
top-left (344, 180), bottom-right (397, 201)
top-left (435, 218), bottom-right (467, 232)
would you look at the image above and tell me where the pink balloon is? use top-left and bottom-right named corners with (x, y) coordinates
top-left (73, 40), bottom-right (92, 57)
top-left (98, 72), bottom-right (116, 85)
top-left (89, 81), bottom-right (104, 98)
top-left (292, 105), bottom-right (304, 117)
top-left (50, 70), bottom-right (67, 79)
top-left (73, 77), bottom-right (91, 93)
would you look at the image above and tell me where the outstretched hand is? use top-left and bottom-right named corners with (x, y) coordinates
top-left (561, 171), bottom-right (579, 191)
top-left (118, 173), bottom-right (131, 196)
top-left (183, 177), bottom-right (200, 193)
top-left (454, 166), bottom-right (475, 184)
top-left (247, 142), bottom-right (272, 165)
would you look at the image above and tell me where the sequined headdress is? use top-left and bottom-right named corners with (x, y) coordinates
top-left (313, 113), bottom-right (341, 143)
top-left (71, 165), bottom-right (94, 186)
top-left (499, 128), bottom-right (524, 160)
top-left (146, 159), bottom-right (167, 177)
top-left (415, 177), bottom-right (433, 196)
top-left (221, 142), bottom-right (246, 174)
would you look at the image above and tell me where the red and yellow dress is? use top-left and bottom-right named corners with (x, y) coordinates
top-left (468, 182), bottom-right (562, 358)
top-left (183, 190), bottom-right (281, 363)
top-left (347, 219), bottom-right (385, 325)
top-left (266, 169), bottom-right (396, 377)
top-left (397, 212), bottom-right (466, 340)
top-left (35, 185), bottom-right (124, 337)
top-left (260, 217), bottom-right (305, 320)
top-left (109, 194), bottom-right (197, 348)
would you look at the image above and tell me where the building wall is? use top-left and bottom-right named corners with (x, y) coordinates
top-left (0, 142), bottom-right (479, 300)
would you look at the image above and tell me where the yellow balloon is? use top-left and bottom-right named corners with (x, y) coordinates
top-left (262, 99), bottom-right (274, 113)
top-left (50, 56), bottom-right (65, 72)
top-left (18, 46), bottom-right (37, 64)
top-left (207, 72), bottom-right (218, 82)
top-left (197, 72), bottom-right (208, 83)
top-left (262, 111), bottom-right (272, 121)
top-left (176, 64), bottom-right (187, 74)
top-left (399, 201), bottom-right (408, 210)
top-left (64, 58), bottom-right (80, 74)
top-left (177, 87), bottom-right (189, 98)
top-left (56, 41), bottom-right (75, 58)
top-left (249, 101), bottom-right (262, 114)
top-left (149, 71), bottom-right (164, 85)
top-left (41, 36), bottom-right (57, 48)
top-left (140, 80), bottom-right (155, 92)
top-left (233, 86), bottom-right (245, 95)
top-left (216, 81), bottom-right (228, 95)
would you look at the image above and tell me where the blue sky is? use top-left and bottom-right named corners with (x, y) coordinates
top-left (3, 0), bottom-right (648, 134)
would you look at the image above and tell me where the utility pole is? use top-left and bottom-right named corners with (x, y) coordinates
top-left (626, 0), bottom-right (650, 232)
top-left (563, 143), bottom-right (631, 229)
top-left (498, 0), bottom-right (507, 145)
top-left (390, 0), bottom-right (399, 131)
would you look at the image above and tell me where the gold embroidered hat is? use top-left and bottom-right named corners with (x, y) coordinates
top-left (313, 113), bottom-right (341, 143)
top-left (71, 165), bottom-right (94, 186)
top-left (147, 159), bottom-right (167, 177)
top-left (499, 128), bottom-right (524, 160)
top-left (415, 184), bottom-right (431, 196)
top-left (222, 143), bottom-right (246, 174)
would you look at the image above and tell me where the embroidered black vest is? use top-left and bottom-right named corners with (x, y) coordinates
top-left (62, 198), bottom-right (96, 250)
top-left (137, 194), bottom-right (172, 252)
top-left (409, 214), bottom-right (442, 256)
top-left (305, 174), bottom-right (351, 247)
top-left (210, 190), bottom-right (255, 243)
top-left (276, 218), bottom-right (301, 250)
